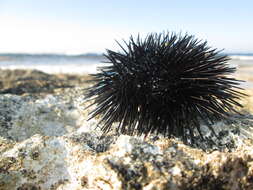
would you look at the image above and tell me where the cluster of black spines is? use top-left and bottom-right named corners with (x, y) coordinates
top-left (85, 32), bottom-right (245, 143)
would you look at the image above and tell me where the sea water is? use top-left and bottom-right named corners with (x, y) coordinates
top-left (0, 53), bottom-right (107, 74)
top-left (0, 53), bottom-right (252, 74)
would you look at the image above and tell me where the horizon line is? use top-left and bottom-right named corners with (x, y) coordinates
top-left (0, 52), bottom-right (253, 56)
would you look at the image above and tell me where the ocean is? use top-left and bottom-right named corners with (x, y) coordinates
top-left (0, 53), bottom-right (252, 74)
top-left (0, 53), bottom-right (107, 74)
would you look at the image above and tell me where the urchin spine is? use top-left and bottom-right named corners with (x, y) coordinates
top-left (85, 32), bottom-right (245, 143)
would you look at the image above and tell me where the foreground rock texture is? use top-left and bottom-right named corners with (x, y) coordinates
top-left (0, 69), bottom-right (253, 190)
top-left (1, 133), bottom-right (253, 190)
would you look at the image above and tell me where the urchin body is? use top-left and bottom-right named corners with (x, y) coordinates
top-left (85, 32), bottom-right (244, 143)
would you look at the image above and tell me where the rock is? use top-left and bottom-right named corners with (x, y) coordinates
top-left (0, 69), bottom-right (93, 95)
top-left (0, 69), bottom-right (253, 189)
top-left (0, 133), bottom-right (253, 190)
top-left (0, 89), bottom-right (90, 142)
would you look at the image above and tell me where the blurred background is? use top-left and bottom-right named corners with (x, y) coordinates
top-left (0, 0), bottom-right (252, 74)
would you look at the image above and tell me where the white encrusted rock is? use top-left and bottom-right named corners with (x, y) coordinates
top-left (1, 87), bottom-right (253, 190)
top-left (0, 88), bottom-right (99, 142)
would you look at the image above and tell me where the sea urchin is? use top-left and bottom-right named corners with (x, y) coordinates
top-left (85, 32), bottom-right (245, 143)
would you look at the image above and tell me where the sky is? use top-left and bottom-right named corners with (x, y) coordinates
top-left (0, 0), bottom-right (252, 54)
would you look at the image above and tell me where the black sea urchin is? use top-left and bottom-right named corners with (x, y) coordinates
top-left (85, 32), bottom-right (245, 143)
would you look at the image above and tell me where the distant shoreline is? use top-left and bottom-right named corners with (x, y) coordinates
top-left (0, 53), bottom-right (105, 59)
top-left (0, 53), bottom-right (252, 74)
top-left (0, 52), bottom-right (252, 57)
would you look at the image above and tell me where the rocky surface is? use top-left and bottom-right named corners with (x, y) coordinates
top-left (1, 133), bottom-right (253, 190)
top-left (0, 69), bottom-right (253, 190)
top-left (0, 69), bottom-right (92, 95)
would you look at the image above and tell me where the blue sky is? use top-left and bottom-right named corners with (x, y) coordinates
top-left (0, 0), bottom-right (252, 54)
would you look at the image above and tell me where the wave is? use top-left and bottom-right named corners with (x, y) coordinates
top-left (0, 63), bottom-right (111, 74)
top-left (230, 55), bottom-right (253, 61)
